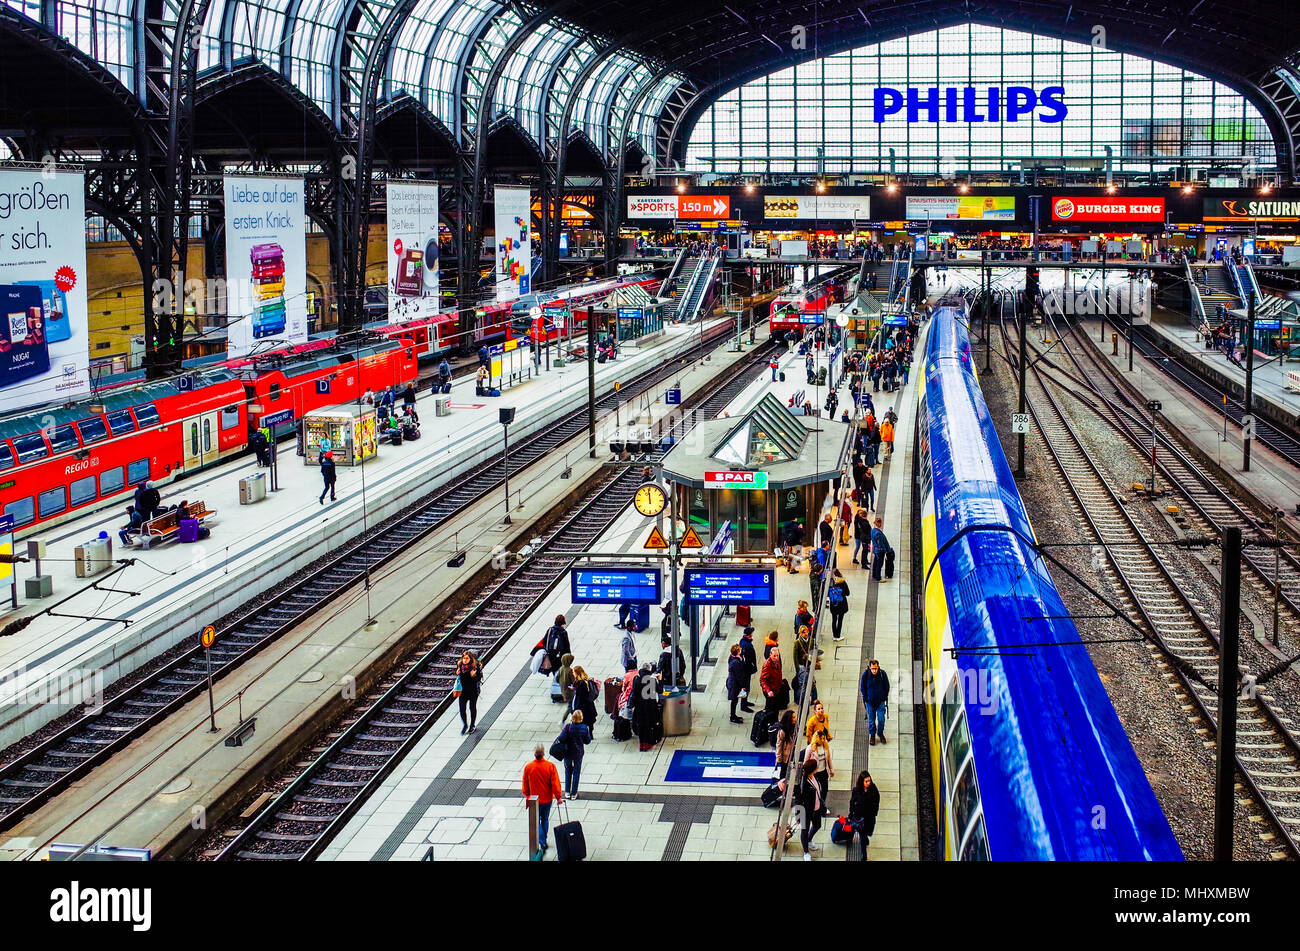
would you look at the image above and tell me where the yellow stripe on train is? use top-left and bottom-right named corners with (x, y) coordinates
top-left (919, 508), bottom-right (955, 860)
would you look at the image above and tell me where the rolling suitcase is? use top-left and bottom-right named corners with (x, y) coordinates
top-left (603, 678), bottom-right (621, 715)
top-left (613, 717), bottom-right (632, 741)
top-left (885, 550), bottom-right (895, 579)
top-left (778, 371), bottom-right (786, 382)
top-left (553, 804), bottom-right (586, 861)
top-left (735, 605), bottom-right (752, 627)
top-left (750, 710), bottom-right (772, 748)
top-left (551, 680), bottom-right (565, 703)
top-left (761, 780), bottom-right (785, 808)
top-left (178, 519), bottom-right (200, 544)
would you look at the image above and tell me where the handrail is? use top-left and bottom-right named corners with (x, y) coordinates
top-left (1184, 258), bottom-right (1207, 327)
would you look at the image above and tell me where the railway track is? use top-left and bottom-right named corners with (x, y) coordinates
top-left (996, 305), bottom-right (1300, 857)
top-left (214, 341), bottom-right (773, 861)
top-left (1126, 325), bottom-right (1300, 465)
top-left (0, 319), bottom-right (770, 833)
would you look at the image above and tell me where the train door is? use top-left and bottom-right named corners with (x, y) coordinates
top-left (181, 411), bottom-right (221, 471)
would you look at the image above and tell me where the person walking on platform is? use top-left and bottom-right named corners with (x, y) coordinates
top-left (251, 427), bottom-right (271, 467)
top-left (826, 570), bottom-right (850, 640)
top-left (557, 710), bottom-right (591, 799)
top-left (318, 450), bottom-right (337, 504)
top-left (738, 628), bottom-right (757, 713)
top-left (774, 710), bottom-right (798, 777)
top-left (860, 658), bottom-right (890, 745)
top-left (793, 625), bottom-right (814, 670)
top-left (630, 663), bottom-right (662, 751)
top-left (818, 512), bottom-right (834, 548)
top-left (770, 357), bottom-right (780, 381)
top-left (456, 650), bottom-right (483, 735)
top-left (569, 666), bottom-right (599, 739)
top-left (839, 495), bottom-right (853, 545)
top-left (435, 357), bottom-right (452, 394)
top-left (862, 468), bottom-right (876, 512)
top-left (557, 653), bottom-right (575, 715)
top-left (804, 698), bottom-right (835, 780)
top-left (727, 644), bottom-right (749, 723)
top-left (880, 415), bottom-right (895, 461)
top-left (797, 752), bottom-right (827, 861)
top-left (849, 770), bottom-right (881, 860)
top-left (522, 745), bottom-right (563, 859)
top-left (760, 647), bottom-right (784, 715)
top-left (620, 626), bottom-right (637, 672)
top-left (852, 457), bottom-right (868, 496)
top-left (544, 615), bottom-right (570, 676)
top-left (853, 508), bottom-right (872, 565)
top-left (869, 517), bottom-right (894, 582)
top-left (616, 601), bottom-right (631, 631)
top-left (793, 600), bottom-right (814, 636)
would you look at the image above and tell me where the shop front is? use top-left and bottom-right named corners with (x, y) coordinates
top-left (300, 403), bottom-right (379, 466)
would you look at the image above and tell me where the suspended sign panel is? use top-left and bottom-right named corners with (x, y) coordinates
top-left (386, 181), bottom-right (440, 323)
top-left (763, 195), bottom-right (871, 220)
top-left (0, 167), bottom-right (90, 413)
top-left (906, 196), bottom-right (1015, 220)
top-left (1051, 196), bottom-right (1165, 221)
top-left (684, 567), bottom-right (776, 605)
top-left (571, 566), bottom-right (662, 604)
top-left (223, 175), bottom-right (308, 358)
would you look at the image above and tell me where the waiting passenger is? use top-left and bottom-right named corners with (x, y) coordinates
top-left (118, 506), bottom-right (144, 547)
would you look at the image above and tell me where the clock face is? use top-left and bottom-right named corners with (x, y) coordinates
top-left (634, 483), bottom-right (666, 517)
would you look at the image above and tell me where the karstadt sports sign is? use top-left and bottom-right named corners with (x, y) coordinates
top-left (627, 195), bottom-right (730, 219)
top-left (1051, 197), bottom-right (1166, 221)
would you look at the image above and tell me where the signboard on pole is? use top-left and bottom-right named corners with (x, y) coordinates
top-left (683, 567), bottom-right (777, 605)
top-left (570, 566), bottom-right (662, 604)
top-left (0, 166), bottom-right (90, 413)
top-left (223, 175), bottom-right (308, 357)
top-left (704, 470), bottom-right (768, 489)
top-left (493, 185), bottom-right (531, 302)
top-left (385, 181), bottom-right (440, 323)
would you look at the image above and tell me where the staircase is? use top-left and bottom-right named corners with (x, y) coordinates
top-left (1190, 263), bottom-right (1242, 318)
top-left (658, 249), bottom-right (688, 300)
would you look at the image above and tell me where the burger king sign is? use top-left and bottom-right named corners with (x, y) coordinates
top-left (1051, 196), bottom-right (1165, 222)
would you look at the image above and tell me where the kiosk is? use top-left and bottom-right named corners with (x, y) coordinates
top-left (300, 404), bottom-right (379, 466)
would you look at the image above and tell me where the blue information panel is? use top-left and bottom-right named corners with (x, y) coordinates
top-left (664, 749), bottom-right (777, 784)
top-left (684, 567), bottom-right (776, 605)
top-left (571, 566), bottom-right (662, 604)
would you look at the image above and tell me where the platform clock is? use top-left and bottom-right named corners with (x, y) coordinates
top-left (633, 482), bottom-right (667, 517)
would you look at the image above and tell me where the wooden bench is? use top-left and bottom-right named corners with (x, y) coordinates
top-left (136, 500), bottom-right (217, 549)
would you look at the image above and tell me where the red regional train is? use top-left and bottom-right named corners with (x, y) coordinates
top-left (0, 338), bottom-right (417, 536)
top-left (769, 283), bottom-right (835, 337)
top-left (366, 301), bottom-right (514, 361)
top-left (514, 276), bottom-right (661, 344)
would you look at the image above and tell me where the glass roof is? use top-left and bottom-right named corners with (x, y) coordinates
top-left (1, 0), bottom-right (687, 162)
top-left (712, 394), bottom-right (808, 468)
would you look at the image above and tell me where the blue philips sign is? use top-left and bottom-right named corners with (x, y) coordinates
top-left (571, 566), bottom-right (662, 604)
top-left (872, 85), bottom-right (1066, 123)
top-left (684, 567), bottom-right (776, 606)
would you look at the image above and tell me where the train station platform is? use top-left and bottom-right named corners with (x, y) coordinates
top-left (0, 328), bottom-right (766, 860)
top-left (321, 335), bottom-right (923, 862)
top-left (1080, 318), bottom-right (1300, 518)
top-left (1141, 309), bottom-right (1300, 428)
top-left (0, 317), bottom-right (737, 750)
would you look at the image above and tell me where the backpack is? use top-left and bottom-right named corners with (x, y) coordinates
top-left (828, 584), bottom-right (846, 608)
top-left (549, 730), bottom-right (569, 761)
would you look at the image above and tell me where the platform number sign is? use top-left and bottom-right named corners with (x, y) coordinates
top-left (665, 388), bottom-right (681, 405)
top-left (1010, 413), bottom-right (1031, 434)
top-left (1242, 414), bottom-right (1256, 440)
top-left (315, 379), bottom-right (331, 394)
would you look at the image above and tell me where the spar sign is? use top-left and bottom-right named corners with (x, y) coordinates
top-left (627, 195), bottom-right (731, 220)
top-left (1052, 197), bottom-right (1165, 222)
top-left (704, 470), bottom-right (768, 489)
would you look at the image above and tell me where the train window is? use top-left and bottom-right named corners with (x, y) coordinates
top-left (38, 486), bottom-right (67, 518)
top-left (944, 708), bottom-right (972, 785)
top-left (950, 758), bottom-right (982, 844)
top-left (203, 418), bottom-right (212, 452)
top-left (0, 444), bottom-right (13, 471)
top-left (133, 404), bottom-right (160, 427)
top-left (12, 433), bottom-right (48, 464)
top-left (106, 410), bottom-right (136, 435)
top-left (99, 467), bottom-right (125, 496)
top-left (127, 458), bottom-right (149, 485)
top-left (269, 383), bottom-right (281, 402)
top-left (4, 496), bottom-right (34, 527)
top-left (48, 424), bottom-right (79, 453)
top-left (219, 406), bottom-right (240, 431)
top-left (70, 475), bottom-right (97, 507)
top-left (960, 817), bottom-right (990, 861)
top-left (76, 417), bottom-right (108, 444)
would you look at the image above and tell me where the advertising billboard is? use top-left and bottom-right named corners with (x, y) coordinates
top-left (626, 194), bottom-right (731, 220)
top-left (763, 195), bottom-right (871, 220)
top-left (1203, 198), bottom-right (1300, 223)
top-left (493, 185), bottom-right (531, 302)
top-left (0, 166), bottom-right (90, 414)
top-left (1051, 196), bottom-right (1165, 221)
top-left (223, 174), bottom-right (307, 358)
top-left (905, 195), bottom-right (1016, 220)
top-left (385, 181), bottom-right (440, 324)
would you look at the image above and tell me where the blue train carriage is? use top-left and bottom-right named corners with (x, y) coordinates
top-left (917, 305), bottom-right (1182, 861)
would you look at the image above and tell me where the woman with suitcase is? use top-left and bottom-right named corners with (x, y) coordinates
top-left (569, 666), bottom-right (599, 739)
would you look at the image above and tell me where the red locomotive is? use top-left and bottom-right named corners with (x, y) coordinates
top-left (0, 338), bottom-right (417, 536)
top-left (769, 284), bottom-right (834, 337)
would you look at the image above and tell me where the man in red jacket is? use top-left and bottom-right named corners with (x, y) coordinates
top-left (760, 647), bottom-right (784, 715)
top-left (523, 744), bottom-right (563, 858)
